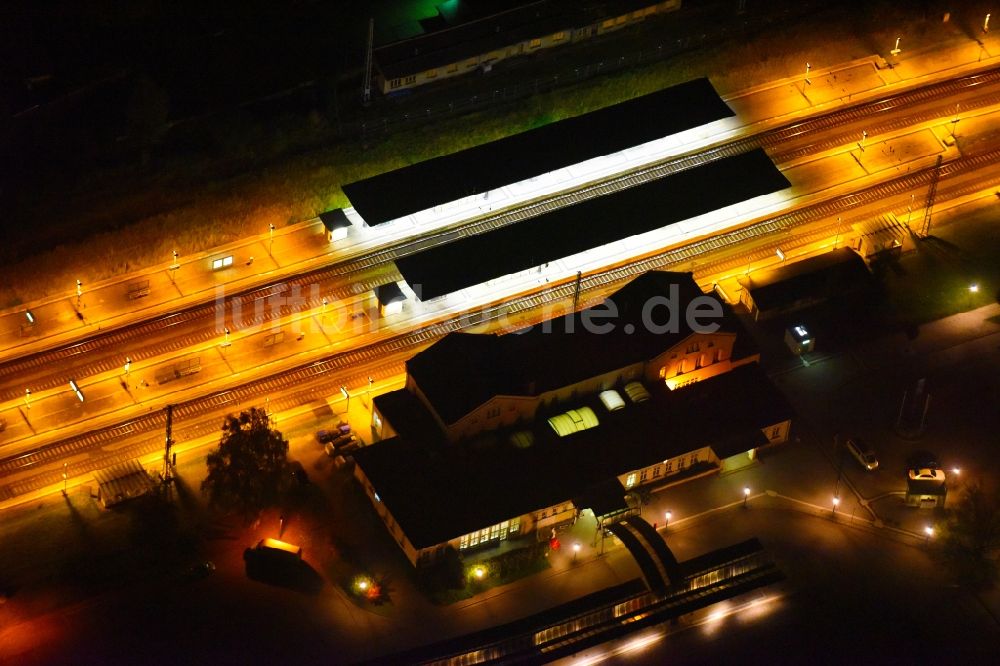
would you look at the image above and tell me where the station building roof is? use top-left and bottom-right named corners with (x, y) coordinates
top-left (354, 362), bottom-right (792, 549)
top-left (342, 77), bottom-right (733, 225)
top-left (738, 247), bottom-right (872, 314)
top-left (406, 271), bottom-right (757, 425)
top-left (395, 149), bottom-right (789, 300)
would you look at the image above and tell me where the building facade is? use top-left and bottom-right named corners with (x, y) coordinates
top-left (375, 1), bottom-right (682, 94)
top-left (354, 272), bottom-right (793, 567)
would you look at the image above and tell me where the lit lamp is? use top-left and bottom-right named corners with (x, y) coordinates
top-left (951, 467), bottom-right (961, 476)
top-left (924, 526), bottom-right (934, 544)
top-left (341, 385), bottom-right (350, 411)
top-left (832, 495), bottom-right (840, 514)
top-left (969, 283), bottom-right (979, 310)
top-left (474, 566), bottom-right (485, 580)
top-left (573, 542), bottom-right (581, 562)
top-left (743, 486), bottom-right (751, 508)
top-left (665, 510), bottom-right (672, 529)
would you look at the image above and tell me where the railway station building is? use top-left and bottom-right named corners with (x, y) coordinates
top-left (353, 272), bottom-right (793, 567)
top-left (373, 1), bottom-right (682, 95)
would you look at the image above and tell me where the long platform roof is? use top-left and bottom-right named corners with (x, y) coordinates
top-left (396, 148), bottom-right (790, 300)
top-left (342, 77), bottom-right (733, 225)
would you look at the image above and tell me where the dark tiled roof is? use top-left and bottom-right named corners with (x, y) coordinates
top-left (394, 149), bottom-right (789, 299)
top-left (406, 271), bottom-right (756, 425)
top-left (343, 78), bottom-right (733, 225)
top-left (375, 282), bottom-right (406, 306)
top-left (738, 247), bottom-right (872, 313)
top-left (318, 208), bottom-right (351, 231)
top-left (354, 363), bottom-right (792, 548)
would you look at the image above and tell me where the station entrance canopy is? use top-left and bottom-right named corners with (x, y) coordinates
top-left (396, 148), bottom-right (790, 300)
top-left (342, 78), bottom-right (733, 225)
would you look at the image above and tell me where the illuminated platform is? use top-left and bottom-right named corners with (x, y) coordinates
top-left (342, 78), bottom-right (733, 225)
top-left (396, 149), bottom-right (790, 300)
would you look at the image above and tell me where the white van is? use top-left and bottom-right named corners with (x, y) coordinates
top-left (846, 437), bottom-right (879, 471)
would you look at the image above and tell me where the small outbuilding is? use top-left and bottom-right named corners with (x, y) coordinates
top-left (375, 282), bottom-right (407, 317)
top-left (94, 460), bottom-right (157, 508)
top-left (905, 476), bottom-right (947, 509)
top-left (852, 213), bottom-right (913, 263)
top-left (784, 324), bottom-right (815, 355)
top-left (738, 247), bottom-right (872, 321)
top-left (319, 209), bottom-right (353, 242)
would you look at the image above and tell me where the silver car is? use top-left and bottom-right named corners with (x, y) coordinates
top-left (846, 437), bottom-right (879, 471)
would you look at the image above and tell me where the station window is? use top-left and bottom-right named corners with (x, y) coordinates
top-left (686, 342), bottom-right (700, 354)
top-left (653, 466), bottom-right (661, 478)
top-left (425, 68), bottom-right (437, 78)
top-left (448, 63), bottom-right (458, 73)
top-left (530, 37), bottom-right (541, 48)
top-left (552, 31), bottom-right (565, 41)
top-left (389, 79), bottom-right (400, 90)
top-left (509, 517), bottom-right (520, 534)
top-left (625, 473), bottom-right (637, 488)
top-left (639, 469), bottom-right (648, 483)
top-left (602, 19), bottom-right (614, 29)
top-left (404, 75), bottom-right (416, 84)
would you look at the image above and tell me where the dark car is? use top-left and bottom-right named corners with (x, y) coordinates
top-left (907, 450), bottom-right (939, 470)
top-left (315, 429), bottom-right (337, 444)
top-left (181, 561), bottom-right (216, 581)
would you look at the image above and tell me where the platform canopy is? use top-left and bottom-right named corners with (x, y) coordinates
top-left (342, 78), bottom-right (733, 225)
top-left (396, 149), bottom-right (790, 300)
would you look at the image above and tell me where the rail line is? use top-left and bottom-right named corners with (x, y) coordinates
top-left (3, 145), bottom-right (998, 501)
top-left (3, 65), bottom-right (1000, 401)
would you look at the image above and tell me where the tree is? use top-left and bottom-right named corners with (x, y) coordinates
top-left (202, 407), bottom-right (289, 520)
top-left (942, 481), bottom-right (1000, 588)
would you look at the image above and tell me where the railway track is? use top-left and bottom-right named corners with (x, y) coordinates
top-left (4, 65), bottom-right (1000, 401)
top-left (3, 145), bottom-right (998, 501)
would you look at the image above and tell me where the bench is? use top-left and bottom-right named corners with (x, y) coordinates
top-left (126, 280), bottom-right (151, 300)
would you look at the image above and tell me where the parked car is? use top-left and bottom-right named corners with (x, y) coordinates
top-left (908, 468), bottom-right (946, 482)
top-left (907, 450), bottom-right (939, 470)
top-left (846, 437), bottom-right (879, 471)
top-left (181, 561), bottom-right (216, 581)
top-left (315, 429), bottom-right (337, 444)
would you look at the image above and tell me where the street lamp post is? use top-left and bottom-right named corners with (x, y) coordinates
top-left (222, 327), bottom-right (231, 347)
top-left (573, 542), bottom-right (580, 562)
top-left (985, 13), bottom-right (991, 33)
top-left (665, 510), bottom-right (672, 530)
top-left (968, 283), bottom-right (979, 309)
top-left (832, 495), bottom-right (840, 515)
top-left (76, 279), bottom-right (83, 307)
top-left (341, 385), bottom-right (350, 412)
top-left (62, 462), bottom-right (68, 494)
top-left (858, 130), bottom-right (868, 152)
top-left (124, 357), bottom-right (131, 378)
top-left (924, 525), bottom-right (934, 544)
top-left (890, 36), bottom-right (902, 56)
top-left (804, 62), bottom-right (811, 86)
top-left (743, 486), bottom-right (751, 508)
top-left (269, 224), bottom-right (275, 256)
top-left (25, 388), bottom-right (31, 410)
top-left (833, 216), bottom-right (843, 249)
